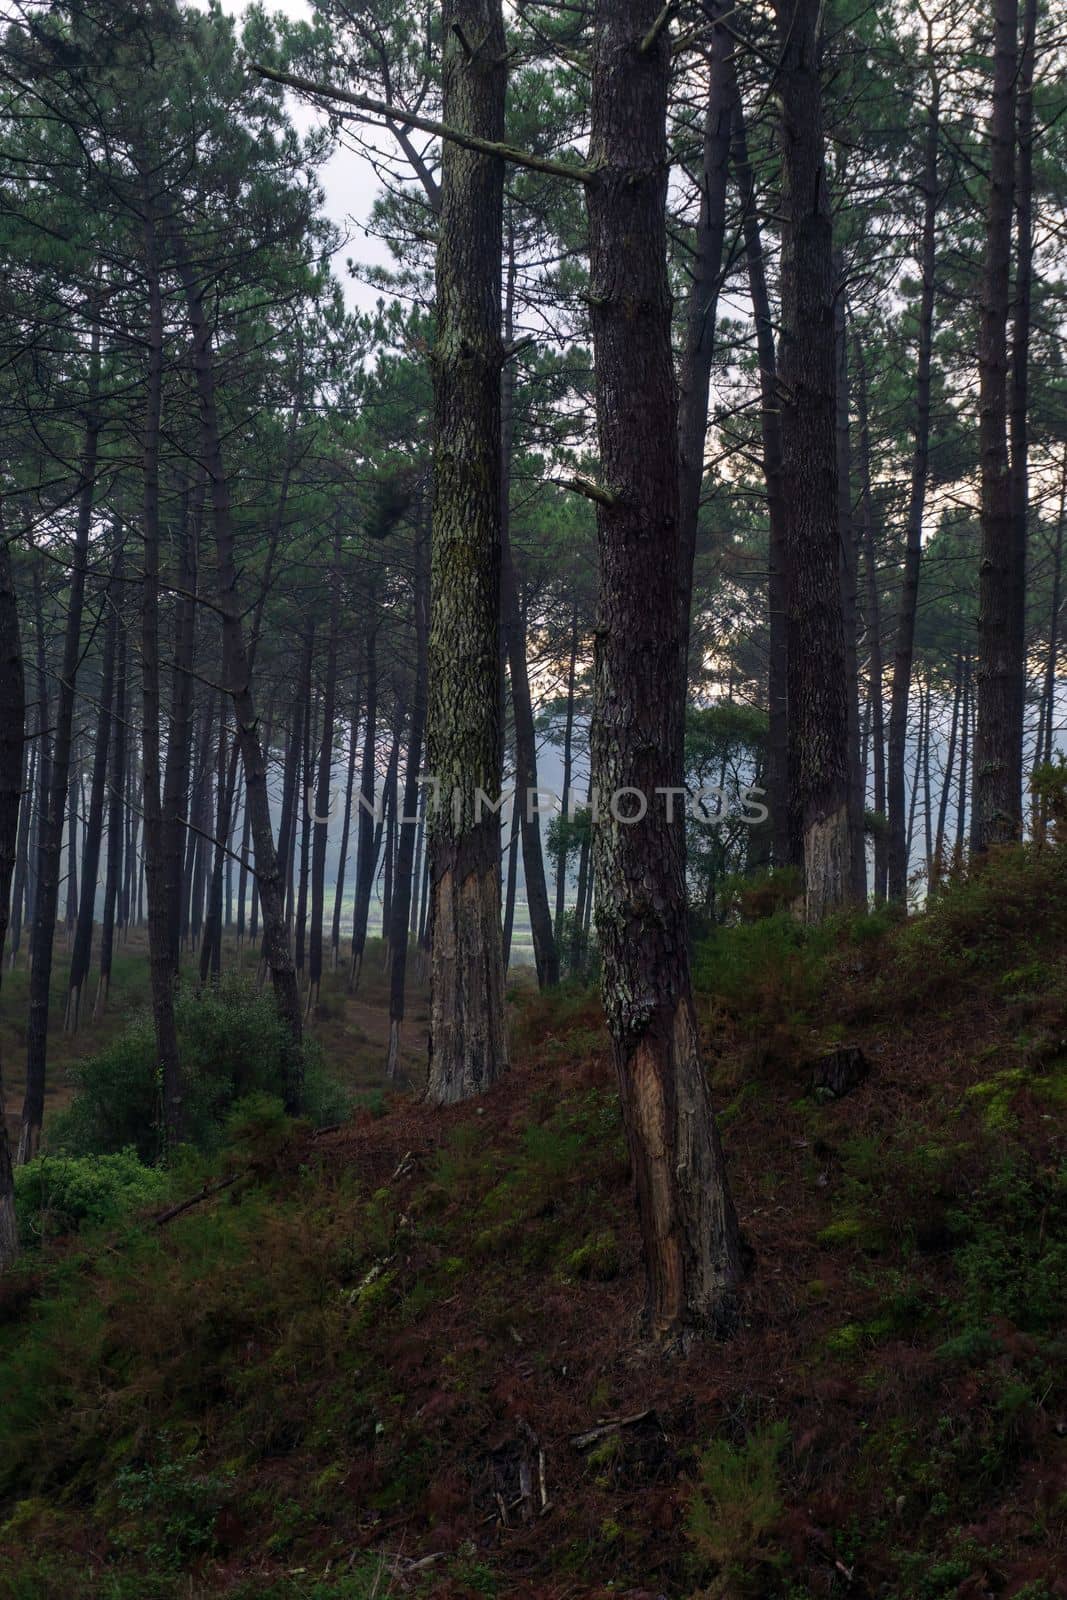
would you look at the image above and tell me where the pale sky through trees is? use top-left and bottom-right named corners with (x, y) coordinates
top-left (216, 0), bottom-right (395, 311)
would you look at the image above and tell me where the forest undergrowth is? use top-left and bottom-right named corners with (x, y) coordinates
top-left (1, 846), bottom-right (1065, 1600)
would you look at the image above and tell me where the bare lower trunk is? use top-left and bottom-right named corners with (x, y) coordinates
top-left (584, 0), bottom-right (741, 1344)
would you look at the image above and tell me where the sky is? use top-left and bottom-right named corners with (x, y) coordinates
top-left (216, 0), bottom-right (396, 312)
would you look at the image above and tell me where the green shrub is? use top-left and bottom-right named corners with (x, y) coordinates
top-left (950, 1160), bottom-right (1067, 1333)
top-left (48, 980), bottom-right (348, 1162)
top-left (15, 1149), bottom-right (167, 1245)
top-left (686, 1420), bottom-right (789, 1594)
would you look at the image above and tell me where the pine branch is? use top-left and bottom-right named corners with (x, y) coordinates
top-left (251, 63), bottom-right (595, 186)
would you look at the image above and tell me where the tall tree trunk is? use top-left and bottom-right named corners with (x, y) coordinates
top-left (8, 726), bottom-right (33, 966)
top-left (888, 41), bottom-right (940, 898)
top-left (922, 674), bottom-right (934, 876)
top-left (0, 523), bottom-right (25, 1266)
top-left (502, 784), bottom-right (521, 969)
top-left (136, 198), bottom-right (185, 1145)
top-left (584, 0), bottom-right (741, 1345)
top-left (974, 0), bottom-right (1022, 850)
top-left (732, 96), bottom-right (793, 870)
top-left (835, 277), bottom-right (866, 901)
top-left (425, 0), bottom-right (510, 1104)
top-left (162, 482), bottom-right (199, 974)
top-left (1009, 0), bottom-right (1037, 798)
top-left (95, 603), bottom-right (126, 1016)
top-left (773, 0), bottom-right (851, 919)
top-left (501, 225), bottom-right (557, 988)
top-left (331, 703), bottom-right (359, 969)
top-left (349, 629), bottom-right (379, 991)
top-left (854, 335), bottom-right (887, 902)
top-left (276, 631), bottom-right (311, 939)
top-left (387, 519), bottom-right (430, 1076)
top-left (199, 725), bottom-right (239, 988)
top-left (65, 758), bottom-right (79, 938)
top-left (677, 0), bottom-right (736, 673)
top-left (957, 654), bottom-right (972, 864)
top-left (294, 679), bottom-right (316, 978)
top-left (1038, 454), bottom-right (1065, 774)
top-left (935, 654), bottom-right (963, 882)
top-left (308, 529), bottom-right (341, 1013)
top-left (66, 547), bottom-right (120, 1030)
top-left (172, 233), bottom-right (303, 1105)
top-left (555, 603), bottom-right (579, 935)
top-left (905, 680), bottom-right (927, 880)
top-left (20, 317), bottom-right (101, 1164)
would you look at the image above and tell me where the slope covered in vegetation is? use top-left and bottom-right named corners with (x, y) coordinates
top-left (1, 847), bottom-right (1066, 1600)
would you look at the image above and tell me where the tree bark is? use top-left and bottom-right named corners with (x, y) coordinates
top-left (956, 654), bottom-right (971, 864)
top-left (555, 602), bottom-right (579, 936)
top-left (387, 518), bottom-right (430, 1077)
top-left (934, 654), bottom-right (963, 882)
top-left (773, 0), bottom-right (851, 919)
top-left (888, 44), bottom-right (940, 898)
top-left (66, 545), bottom-right (120, 1030)
top-left (172, 232), bottom-right (304, 1105)
top-left (425, 0), bottom-right (510, 1105)
top-left (331, 703), bottom-right (359, 968)
top-left (20, 316), bottom-right (101, 1164)
top-left (349, 628), bottom-right (379, 991)
top-left (308, 527), bottom-right (341, 1013)
top-left (676, 0), bottom-right (736, 678)
top-left (834, 278), bottom-right (866, 902)
top-left (854, 335), bottom-right (887, 902)
top-left (732, 97), bottom-right (794, 870)
top-left (95, 601), bottom-right (126, 1016)
top-left (583, 0), bottom-right (742, 1345)
top-left (0, 523), bottom-right (25, 1267)
top-left (973, 0), bottom-right (1022, 851)
top-left (162, 481), bottom-right (200, 973)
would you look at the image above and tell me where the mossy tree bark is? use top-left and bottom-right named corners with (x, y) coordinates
top-left (773, 0), bottom-right (851, 920)
top-left (425, 0), bottom-right (509, 1106)
top-left (583, 0), bottom-right (742, 1346)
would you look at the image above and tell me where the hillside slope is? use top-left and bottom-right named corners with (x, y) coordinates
top-left (1, 848), bottom-right (1066, 1599)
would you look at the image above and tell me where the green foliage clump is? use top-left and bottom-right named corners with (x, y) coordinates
top-left (686, 1421), bottom-right (789, 1595)
top-left (14, 1149), bottom-right (167, 1246)
top-left (49, 980), bottom-right (348, 1162)
top-left (693, 912), bottom-right (835, 1021)
top-left (112, 1445), bottom-right (236, 1569)
top-left (950, 1160), bottom-right (1067, 1333)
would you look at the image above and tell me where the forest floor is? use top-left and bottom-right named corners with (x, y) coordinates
top-left (1, 847), bottom-right (1066, 1599)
